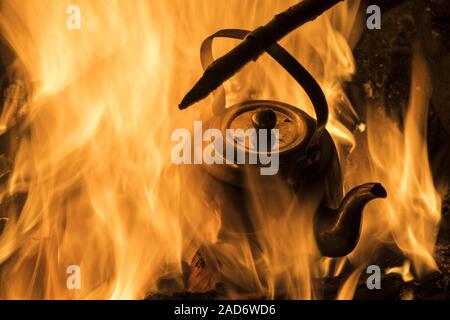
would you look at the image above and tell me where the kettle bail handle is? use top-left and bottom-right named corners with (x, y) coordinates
top-left (200, 28), bottom-right (328, 146)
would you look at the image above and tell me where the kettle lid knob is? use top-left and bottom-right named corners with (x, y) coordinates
top-left (251, 109), bottom-right (277, 130)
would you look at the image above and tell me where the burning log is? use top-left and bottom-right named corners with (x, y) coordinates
top-left (186, 252), bottom-right (219, 294)
top-left (179, 0), bottom-right (343, 109)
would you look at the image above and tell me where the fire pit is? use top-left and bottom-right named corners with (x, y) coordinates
top-left (0, 0), bottom-right (448, 300)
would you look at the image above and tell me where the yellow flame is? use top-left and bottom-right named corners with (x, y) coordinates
top-left (339, 47), bottom-right (442, 297)
top-left (386, 260), bottom-right (414, 283)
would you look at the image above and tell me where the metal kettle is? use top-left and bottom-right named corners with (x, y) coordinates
top-left (194, 29), bottom-right (387, 257)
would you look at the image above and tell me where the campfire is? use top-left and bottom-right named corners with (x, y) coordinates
top-left (0, 0), bottom-right (448, 300)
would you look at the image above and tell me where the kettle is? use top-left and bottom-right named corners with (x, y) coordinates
top-left (192, 29), bottom-right (387, 258)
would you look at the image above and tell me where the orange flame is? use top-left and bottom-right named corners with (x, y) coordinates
top-left (337, 48), bottom-right (442, 299)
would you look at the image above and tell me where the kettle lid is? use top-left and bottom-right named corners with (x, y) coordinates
top-left (224, 100), bottom-right (314, 153)
top-left (202, 99), bottom-right (317, 186)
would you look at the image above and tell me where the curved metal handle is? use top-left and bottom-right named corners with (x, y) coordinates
top-left (200, 28), bottom-right (328, 146)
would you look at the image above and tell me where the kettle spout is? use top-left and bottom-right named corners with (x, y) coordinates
top-left (314, 183), bottom-right (387, 257)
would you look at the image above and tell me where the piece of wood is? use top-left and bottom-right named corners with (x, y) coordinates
top-left (179, 0), bottom-right (344, 109)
